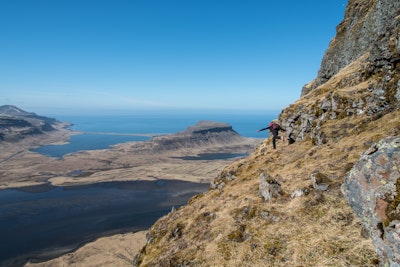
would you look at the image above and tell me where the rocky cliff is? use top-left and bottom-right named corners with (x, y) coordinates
top-left (138, 120), bottom-right (248, 152)
top-left (134, 0), bottom-right (400, 266)
top-left (301, 0), bottom-right (400, 96)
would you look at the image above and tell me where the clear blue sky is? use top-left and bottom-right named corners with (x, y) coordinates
top-left (0, 0), bottom-right (346, 115)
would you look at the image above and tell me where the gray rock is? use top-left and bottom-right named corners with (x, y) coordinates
top-left (302, 0), bottom-right (400, 95)
top-left (342, 137), bottom-right (400, 266)
top-left (288, 0), bottom-right (400, 146)
top-left (311, 171), bottom-right (332, 191)
top-left (259, 173), bottom-right (281, 202)
top-left (291, 189), bottom-right (305, 199)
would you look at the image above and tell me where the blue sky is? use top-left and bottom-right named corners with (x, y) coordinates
top-left (0, 1), bottom-right (346, 115)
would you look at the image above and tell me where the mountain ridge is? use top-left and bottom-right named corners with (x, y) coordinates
top-left (0, 105), bottom-right (62, 142)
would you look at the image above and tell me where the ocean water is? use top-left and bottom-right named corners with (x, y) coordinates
top-left (33, 111), bottom-right (277, 158)
top-left (54, 111), bottom-right (277, 137)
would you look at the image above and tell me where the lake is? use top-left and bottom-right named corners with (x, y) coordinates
top-left (2, 111), bottom-right (277, 266)
top-left (0, 180), bottom-right (209, 266)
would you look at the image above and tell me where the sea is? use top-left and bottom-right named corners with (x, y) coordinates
top-left (32, 111), bottom-right (277, 158)
top-left (1, 110), bottom-right (278, 266)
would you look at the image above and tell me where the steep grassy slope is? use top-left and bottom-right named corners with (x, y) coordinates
top-left (135, 0), bottom-right (399, 265)
top-left (135, 108), bottom-right (399, 267)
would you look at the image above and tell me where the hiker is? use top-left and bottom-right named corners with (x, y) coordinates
top-left (257, 121), bottom-right (286, 149)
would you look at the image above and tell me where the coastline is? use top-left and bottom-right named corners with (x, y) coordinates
top-left (0, 121), bottom-right (261, 266)
top-left (0, 123), bottom-right (261, 190)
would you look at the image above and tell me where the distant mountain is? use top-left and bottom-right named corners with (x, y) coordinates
top-left (0, 105), bottom-right (57, 124)
top-left (0, 105), bottom-right (34, 116)
top-left (124, 120), bottom-right (253, 153)
top-left (0, 105), bottom-right (59, 141)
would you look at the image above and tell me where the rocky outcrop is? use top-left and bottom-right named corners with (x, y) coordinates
top-left (302, 0), bottom-right (400, 96)
top-left (279, 0), bottom-right (400, 145)
top-left (258, 173), bottom-right (281, 202)
top-left (342, 137), bottom-right (400, 266)
top-left (0, 105), bottom-right (62, 142)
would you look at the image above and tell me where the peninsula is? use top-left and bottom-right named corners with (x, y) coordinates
top-left (0, 107), bottom-right (260, 189)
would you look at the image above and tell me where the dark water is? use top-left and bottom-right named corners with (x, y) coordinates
top-left (0, 180), bottom-right (209, 266)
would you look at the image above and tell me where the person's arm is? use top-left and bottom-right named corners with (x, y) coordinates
top-left (257, 127), bottom-right (270, 132)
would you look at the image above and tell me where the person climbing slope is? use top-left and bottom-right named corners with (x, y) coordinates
top-left (257, 120), bottom-right (286, 149)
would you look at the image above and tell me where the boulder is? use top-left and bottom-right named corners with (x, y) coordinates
top-left (259, 173), bottom-right (281, 202)
top-left (311, 171), bottom-right (332, 191)
top-left (342, 136), bottom-right (400, 266)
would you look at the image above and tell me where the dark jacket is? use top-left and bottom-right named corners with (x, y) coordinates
top-left (258, 123), bottom-right (284, 135)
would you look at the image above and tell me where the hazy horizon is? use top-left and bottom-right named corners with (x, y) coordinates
top-left (1, 1), bottom-right (346, 114)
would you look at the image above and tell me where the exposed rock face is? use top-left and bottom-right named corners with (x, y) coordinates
top-left (342, 137), bottom-right (400, 266)
top-left (279, 0), bottom-right (400, 145)
top-left (302, 0), bottom-right (400, 96)
top-left (0, 105), bottom-right (61, 142)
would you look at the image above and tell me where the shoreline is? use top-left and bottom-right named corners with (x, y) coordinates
top-left (0, 125), bottom-right (260, 190)
top-left (0, 122), bottom-right (260, 266)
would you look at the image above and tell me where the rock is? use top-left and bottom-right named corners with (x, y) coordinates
top-left (341, 136), bottom-right (400, 266)
top-left (302, 0), bottom-right (400, 95)
top-left (283, 0), bottom-right (400, 145)
top-left (259, 173), bottom-right (281, 202)
top-left (311, 171), bottom-right (332, 191)
top-left (291, 189), bottom-right (305, 199)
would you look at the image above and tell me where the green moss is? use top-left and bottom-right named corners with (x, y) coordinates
top-left (231, 206), bottom-right (258, 221)
top-left (227, 224), bottom-right (246, 242)
top-left (384, 75), bottom-right (400, 106)
top-left (217, 242), bottom-right (233, 260)
top-left (194, 211), bottom-right (215, 225)
top-left (169, 222), bottom-right (186, 239)
top-left (263, 236), bottom-right (286, 256)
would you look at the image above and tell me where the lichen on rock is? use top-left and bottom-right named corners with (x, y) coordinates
top-left (342, 136), bottom-right (400, 266)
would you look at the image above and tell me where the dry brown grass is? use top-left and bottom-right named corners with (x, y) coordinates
top-left (134, 44), bottom-right (400, 266)
top-left (134, 105), bottom-right (400, 267)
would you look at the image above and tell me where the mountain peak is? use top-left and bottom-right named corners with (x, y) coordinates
top-left (0, 105), bottom-right (60, 142)
top-left (0, 105), bottom-right (33, 117)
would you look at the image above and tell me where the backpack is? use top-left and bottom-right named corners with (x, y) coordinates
top-left (270, 123), bottom-right (280, 130)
